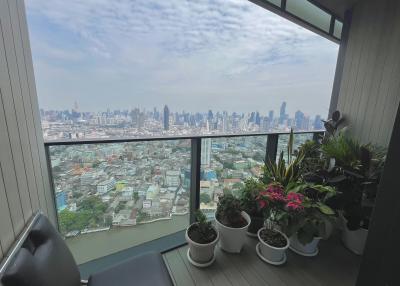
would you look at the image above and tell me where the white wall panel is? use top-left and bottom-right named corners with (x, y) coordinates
top-left (0, 0), bottom-right (56, 258)
top-left (336, 0), bottom-right (400, 147)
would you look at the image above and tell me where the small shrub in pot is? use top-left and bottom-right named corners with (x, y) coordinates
top-left (215, 194), bottom-right (251, 253)
top-left (185, 210), bottom-right (219, 267)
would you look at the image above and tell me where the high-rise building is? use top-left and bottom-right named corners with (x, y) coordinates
top-left (314, 115), bottom-right (323, 130)
top-left (201, 138), bottom-right (211, 167)
top-left (268, 110), bottom-right (274, 122)
top-left (295, 110), bottom-right (305, 130)
top-left (279, 102), bottom-right (287, 124)
top-left (163, 105), bottom-right (169, 131)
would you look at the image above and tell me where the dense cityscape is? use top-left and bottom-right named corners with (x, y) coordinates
top-left (41, 101), bottom-right (324, 141)
top-left (46, 102), bottom-right (323, 262)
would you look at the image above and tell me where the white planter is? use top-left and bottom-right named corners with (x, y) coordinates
top-left (289, 234), bottom-right (321, 256)
top-left (185, 223), bottom-right (219, 267)
top-left (215, 211), bottom-right (251, 253)
top-left (257, 227), bottom-right (289, 264)
top-left (340, 214), bottom-right (368, 255)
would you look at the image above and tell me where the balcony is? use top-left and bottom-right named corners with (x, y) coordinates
top-left (1, 0), bottom-right (400, 285)
top-left (44, 131), bottom-right (322, 267)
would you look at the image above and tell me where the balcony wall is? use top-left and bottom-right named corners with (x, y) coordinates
top-left (0, 0), bottom-right (56, 260)
top-left (333, 0), bottom-right (400, 147)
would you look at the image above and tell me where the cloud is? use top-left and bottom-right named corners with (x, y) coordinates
top-left (26, 0), bottom-right (338, 116)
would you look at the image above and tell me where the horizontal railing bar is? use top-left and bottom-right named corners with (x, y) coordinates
top-left (43, 130), bottom-right (325, 146)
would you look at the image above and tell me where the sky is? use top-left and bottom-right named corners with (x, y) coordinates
top-left (26, 0), bottom-right (339, 117)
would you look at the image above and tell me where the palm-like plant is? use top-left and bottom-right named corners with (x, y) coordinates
top-left (262, 129), bottom-right (305, 187)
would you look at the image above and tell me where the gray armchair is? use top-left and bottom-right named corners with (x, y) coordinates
top-left (0, 214), bottom-right (173, 286)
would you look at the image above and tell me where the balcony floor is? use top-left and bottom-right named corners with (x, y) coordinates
top-left (163, 234), bottom-right (361, 286)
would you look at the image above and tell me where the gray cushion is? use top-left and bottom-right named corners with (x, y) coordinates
top-left (88, 252), bottom-right (173, 286)
top-left (1, 215), bottom-right (81, 286)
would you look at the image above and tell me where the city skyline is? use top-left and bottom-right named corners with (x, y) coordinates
top-left (41, 101), bottom-right (323, 141)
top-left (27, 0), bottom-right (338, 117)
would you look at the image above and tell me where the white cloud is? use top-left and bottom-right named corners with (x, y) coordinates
top-left (26, 0), bottom-right (338, 116)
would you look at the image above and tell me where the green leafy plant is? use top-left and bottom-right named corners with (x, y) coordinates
top-left (319, 132), bottom-right (386, 230)
top-left (216, 194), bottom-right (247, 228)
top-left (257, 182), bottom-right (337, 245)
top-left (239, 178), bottom-right (265, 217)
top-left (283, 183), bottom-right (336, 244)
top-left (188, 210), bottom-right (217, 244)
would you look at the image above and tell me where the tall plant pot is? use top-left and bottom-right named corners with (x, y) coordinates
top-left (289, 234), bottom-right (321, 257)
top-left (340, 214), bottom-right (368, 255)
top-left (256, 227), bottom-right (289, 265)
top-left (185, 223), bottom-right (219, 267)
top-left (215, 211), bottom-right (251, 253)
top-left (247, 216), bottom-right (264, 237)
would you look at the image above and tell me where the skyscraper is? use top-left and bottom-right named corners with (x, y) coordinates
top-left (314, 115), bottom-right (323, 130)
top-left (268, 110), bottom-right (274, 122)
top-left (163, 105), bottom-right (169, 131)
top-left (279, 101), bottom-right (287, 124)
top-left (295, 110), bottom-right (305, 130)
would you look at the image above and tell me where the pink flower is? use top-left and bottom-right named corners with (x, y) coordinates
top-left (286, 201), bottom-right (304, 211)
top-left (258, 200), bottom-right (268, 209)
top-left (287, 192), bottom-right (304, 204)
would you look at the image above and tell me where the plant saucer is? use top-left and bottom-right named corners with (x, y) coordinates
top-left (256, 243), bottom-right (287, 266)
top-left (289, 245), bottom-right (319, 257)
top-left (187, 249), bottom-right (216, 268)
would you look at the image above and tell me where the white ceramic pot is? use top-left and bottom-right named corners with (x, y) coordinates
top-left (340, 214), bottom-right (368, 255)
top-left (215, 211), bottom-right (251, 253)
top-left (257, 227), bottom-right (289, 263)
top-left (289, 234), bottom-right (321, 256)
top-left (185, 223), bottom-right (219, 266)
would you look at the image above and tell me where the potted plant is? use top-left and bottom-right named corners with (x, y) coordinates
top-left (239, 178), bottom-right (265, 237)
top-left (282, 183), bottom-right (337, 257)
top-left (256, 184), bottom-right (291, 265)
top-left (215, 194), bottom-right (251, 253)
top-left (185, 210), bottom-right (219, 267)
top-left (321, 133), bottom-right (386, 254)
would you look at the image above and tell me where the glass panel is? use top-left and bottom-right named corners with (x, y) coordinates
top-left (266, 0), bottom-right (281, 7)
top-left (199, 136), bottom-right (268, 219)
top-left (49, 139), bottom-right (191, 264)
top-left (334, 19), bottom-right (343, 39)
top-left (286, 0), bottom-right (331, 32)
top-left (277, 132), bottom-right (314, 162)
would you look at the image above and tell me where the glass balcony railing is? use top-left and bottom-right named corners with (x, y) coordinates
top-left (199, 136), bottom-right (268, 219)
top-left (45, 131), bottom-right (323, 264)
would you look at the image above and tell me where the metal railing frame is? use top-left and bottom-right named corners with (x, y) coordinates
top-left (44, 130), bottom-right (324, 232)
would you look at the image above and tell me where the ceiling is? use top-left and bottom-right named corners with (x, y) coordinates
top-left (309, 0), bottom-right (360, 20)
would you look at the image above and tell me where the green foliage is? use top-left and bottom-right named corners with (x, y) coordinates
top-left (133, 191), bottom-right (140, 204)
top-left (262, 150), bottom-right (305, 187)
top-left (58, 196), bottom-right (109, 235)
top-left (191, 210), bottom-right (216, 243)
top-left (262, 129), bottom-right (305, 187)
top-left (239, 178), bottom-right (265, 217)
top-left (216, 194), bottom-right (246, 228)
top-left (281, 182), bottom-right (337, 244)
top-left (200, 193), bottom-right (211, 204)
top-left (321, 133), bottom-right (364, 170)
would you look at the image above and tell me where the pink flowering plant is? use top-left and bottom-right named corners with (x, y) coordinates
top-left (258, 182), bottom-right (337, 245)
top-left (257, 183), bottom-right (305, 230)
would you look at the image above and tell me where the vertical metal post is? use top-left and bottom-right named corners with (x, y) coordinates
top-left (44, 145), bottom-right (60, 231)
top-left (281, 0), bottom-right (287, 10)
top-left (265, 134), bottom-right (279, 164)
top-left (190, 138), bottom-right (201, 224)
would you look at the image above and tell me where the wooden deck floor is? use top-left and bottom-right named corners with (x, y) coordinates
top-left (163, 234), bottom-right (361, 286)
